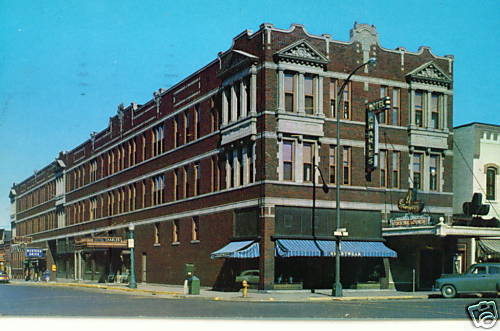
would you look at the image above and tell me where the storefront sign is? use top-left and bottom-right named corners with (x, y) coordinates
top-left (13, 236), bottom-right (33, 244)
top-left (75, 237), bottom-right (128, 248)
top-left (25, 248), bottom-right (45, 258)
top-left (389, 215), bottom-right (431, 227)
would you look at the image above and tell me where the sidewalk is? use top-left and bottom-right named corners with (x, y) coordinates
top-left (11, 279), bottom-right (433, 302)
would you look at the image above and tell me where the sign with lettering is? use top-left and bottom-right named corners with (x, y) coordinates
top-left (25, 248), bottom-right (45, 258)
top-left (365, 109), bottom-right (379, 179)
top-left (13, 236), bottom-right (33, 244)
top-left (389, 215), bottom-right (431, 227)
top-left (75, 237), bottom-right (128, 248)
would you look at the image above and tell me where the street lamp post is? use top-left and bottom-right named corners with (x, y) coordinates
top-left (128, 224), bottom-right (137, 289)
top-left (333, 58), bottom-right (377, 297)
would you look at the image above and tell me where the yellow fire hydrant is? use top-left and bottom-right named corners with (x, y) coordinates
top-left (241, 280), bottom-right (248, 298)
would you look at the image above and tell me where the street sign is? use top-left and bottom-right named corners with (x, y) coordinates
top-left (25, 248), bottom-right (45, 258)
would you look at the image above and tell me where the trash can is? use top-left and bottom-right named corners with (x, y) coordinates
top-left (188, 275), bottom-right (200, 295)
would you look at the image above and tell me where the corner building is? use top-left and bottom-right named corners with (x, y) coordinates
top-left (9, 23), bottom-right (454, 290)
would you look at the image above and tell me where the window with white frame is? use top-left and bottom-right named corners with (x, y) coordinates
top-left (392, 88), bottom-right (400, 126)
top-left (429, 154), bottom-right (439, 191)
top-left (379, 150), bottom-right (387, 187)
top-left (329, 79), bottom-right (337, 118)
top-left (431, 93), bottom-right (441, 129)
top-left (304, 75), bottom-right (314, 115)
top-left (413, 153), bottom-right (423, 189)
top-left (486, 167), bottom-right (497, 200)
top-left (303, 142), bottom-right (314, 182)
top-left (282, 141), bottom-right (295, 181)
top-left (391, 151), bottom-right (400, 188)
top-left (414, 91), bottom-right (424, 127)
top-left (329, 145), bottom-right (336, 183)
top-left (342, 146), bottom-right (351, 185)
top-left (284, 72), bottom-right (295, 112)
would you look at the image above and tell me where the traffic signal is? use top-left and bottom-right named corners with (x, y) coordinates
top-left (383, 96), bottom-right (391, 111)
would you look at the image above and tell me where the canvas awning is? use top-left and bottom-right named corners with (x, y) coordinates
top-left (210, 241), bottom-right (260, 259)
top-left (275, 239), bottom-right (397, 258)
top-left (478, 239), bottom-right (500, 255)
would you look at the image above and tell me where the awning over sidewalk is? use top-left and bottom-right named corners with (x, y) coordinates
top-left (210, 241), bottom-right (260, 259)
top-left (478, 239), bottom-right (500, 255)
top-left (275, 239), bottom-right (397, 258)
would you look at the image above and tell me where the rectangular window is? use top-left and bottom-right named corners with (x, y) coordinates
top-left (235, 83), bottom-right (241, 119)
top-left (329, 79), bottom-right (336, 118)
top-left (248, 145), bottom-right (254, 184)
top-left (392, 88), bottom-right (400, 125)
top-left (284, 72), bottom-right (294, 112)
top-left (184, 111), bottom-right (190, 143)
top-left (194, 162), bottom-right (200, 195)
top-left (415, 91), bottom-right (424, 127)
top-left (132, 139), bottom-right (136, 165)
top-left (184, 166), bottom-right (189, 198)
top-left (342, 82), bottom-right (351, 119)
top-left (429, 154), bottom-right (439, 191)
top-left (174, 116), bottom-right (180, 148)
top-left (90, 198), bottom-right (97, 220)
top-left (342, 146), bottom-right (351, 185)
top-left (413, 153), bottom-right (423, 189)
top-left (154, 222), bottom-right (160, 245)
top-left (379, 86), bottom-right (388, 124)
top-left (153, 175), bottom-right (165, 205)
top-left (431, 93), bottom-right (440, 129)
top-left (172, 220), bottom-right (179, 243)
top-left (283, 141), bottom-right (294, 181)
top-left (486, 167), bottom-right (497, 200)
top-left (141, 133), bottom-right (146, 161)
top-left (195, 105), bottom-right (201, 139)
top-left (153, 125), bottom-right (164, 156)
top-left (391, 151), bottom-right (400, 188)
top-left (304, 75), bottom-right (314, 115)
top-left (380, 150), bottom-right (387, 187)
top-left (141, 180), bottom-right (146, 208)
top-left (225, 88), bottom-right (232, 122)
top-left (174, 169), bottom-right (180, 200)
top-left (238, 149), bottom-right (244, 186)
top-left (303, 142), bottom-right (313, 182)
top-left (329, 145), bottom-right (336, 183)
top-left (192, 217), bottom-right (199, 241)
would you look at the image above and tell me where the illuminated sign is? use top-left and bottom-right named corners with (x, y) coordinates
top-left (75, 237), bottom-right (128, 248)
top-left (389, 215), bottom-right (431, 227)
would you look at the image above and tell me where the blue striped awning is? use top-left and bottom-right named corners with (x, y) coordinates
top-left (275, 239), bottom-right (397, 258)
top-left (210, 241), bottom-right (260, 259)
top-left (276, 239), bottom-right (334, 257)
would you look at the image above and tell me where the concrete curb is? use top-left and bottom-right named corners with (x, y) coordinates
top-left (11, 281), bottom-right (429, 302)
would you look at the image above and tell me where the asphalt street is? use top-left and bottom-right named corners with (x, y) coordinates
top-left (0, 284), bottom-right (495, 320)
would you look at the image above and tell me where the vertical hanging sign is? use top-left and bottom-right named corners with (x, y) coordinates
top-left (365, 109), bottom-right (379, 181)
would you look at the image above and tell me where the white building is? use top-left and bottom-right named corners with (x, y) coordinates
top-left (453, 122), bottom-right (500, 219)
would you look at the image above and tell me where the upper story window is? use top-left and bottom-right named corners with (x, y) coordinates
top-left (304, 75), bottom-right (314, 115)
top-left (413, 153), bottom-right (423, 189)
top-left (486, 167), bottom-right (497, 200)
top-left (342, 146), bottom-right (351, 185)
top-left (414, 91), bottom-right (424, 128)
top-left (342, 82), bottom-right (351, 120)
top-left (329, 145), bottom-right (336, 183)
top-left (429, 154), bottom-right (439, 191)
top-left (379, 86), bottom-right (388, 124)
top-left (284, 72), bottom-right (294, 112)
top-left (174, 116), bottom-right (180, 148)
top-left (329, 79), bottom-right (337, 118)
top-left (392, 88), bottom-right (400, 126)
top-left (172, 220), bottom-right (180, 243)
top-left (154, 222), bottom-right (160, 245)
top-left (153, 125), bottom-right (164, 156)
top-left (303, 142), bottom-right (314, 182)
top-left (283, 140), bottom-right (295, 181)
top-left (192, 216), bottom-right (199, 241)
top-left (194, 162), bottom-right (200, 195)
top-left (379, 150), bottom-right (387, 187)
top-left (431, 93), bottom-right (442, 129)
top-left (184, 111), bottom-right (190, 143)
top-left (195, 105), bottom-right (201, 139)
top-left (392, 151), bottom-right (400, 188)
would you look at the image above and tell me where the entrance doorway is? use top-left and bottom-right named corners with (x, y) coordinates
top-left (419, 249), bottom-right (442, 290)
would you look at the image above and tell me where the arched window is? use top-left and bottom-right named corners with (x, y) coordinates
top-left (486, 167), bottom-right (497, 200)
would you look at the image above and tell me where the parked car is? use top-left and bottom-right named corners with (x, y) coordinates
top-left (0, 271), bottom-right (10, 283)
top-left (235, 269), bottom-right (259, 286)
top-left (435, 263), bottom-right (500, 298)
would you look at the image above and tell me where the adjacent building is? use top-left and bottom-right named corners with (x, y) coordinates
top-left (9, 23), bottom-right (458, 290)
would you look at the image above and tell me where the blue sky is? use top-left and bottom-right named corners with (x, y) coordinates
top-left (0, 0), bottom-right (499, 228)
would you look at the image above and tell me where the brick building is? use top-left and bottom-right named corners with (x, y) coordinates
top-left (9, 23), bottom-right (456, 290)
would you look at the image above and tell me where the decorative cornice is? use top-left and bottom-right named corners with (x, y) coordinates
top-left (406, 61), bottom-right (452, 88)
top-left (274, 39), bottom-right (328, 68)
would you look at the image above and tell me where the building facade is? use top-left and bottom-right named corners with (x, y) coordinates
top-left (9, 23), bottom-right (456, 290)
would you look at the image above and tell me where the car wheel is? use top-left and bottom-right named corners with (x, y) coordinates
top-left (441, 284), bottom-right (457, 298)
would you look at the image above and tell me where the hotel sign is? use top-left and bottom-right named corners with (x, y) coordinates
top-left (365, 108), bottom-right (379, 179)
top-left (389, 215), bottom-right (431, 227)
top-left (13, 236), bottom-right (33, 244)
top-left (75, 237), bottom-right (128, 249)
